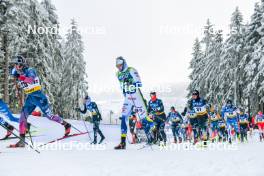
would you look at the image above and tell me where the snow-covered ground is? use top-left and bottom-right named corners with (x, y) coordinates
top-left (0, 115), bottom-right (264, 176)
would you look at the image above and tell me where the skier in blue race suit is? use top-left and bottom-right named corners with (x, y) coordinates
top-left (76, 96), bottom-right (105, 144)
top-left (147, 91), bottom-right (167, 145)
top-left (183, 90), bottom-right (209, 145)
top-left (221, 99), bottom-right (239, 144)
top-left (167, 106), bottom-right (183, 143)
top-left (9, 55), bottom-right (72, 147)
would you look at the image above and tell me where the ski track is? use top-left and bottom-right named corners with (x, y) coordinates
top-left (0, 116), bottom-right (263, 176)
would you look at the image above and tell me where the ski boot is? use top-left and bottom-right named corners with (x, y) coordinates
top-left (173, 137), bottom-right (177, 144)
top-left (62, 121), bottom-right (71, 136)
top-left (228, 138), bottom-right (232, 144)
top-left (91, 139), bottom-right (97, 144)
top-left (98, 130), bottom-right (105, 144)
top-left (218, 136), bottom-right (222, 142)
top-left (9, 134), bottom-right (26, 148)
top-left (179, 137), bottom-right (183, 144)
top-left (114, 136), bottom-right (126, 150)
top-left (2, 124), bottom-right (14, 140)
top-left (159, 140), bottom-right (166, 147)
top-left (98, 136), bottom-right (105, 144)
top-left (203, 140), bottom-right (208, 147)
top-left (193, 138), bottom-right (198, 145)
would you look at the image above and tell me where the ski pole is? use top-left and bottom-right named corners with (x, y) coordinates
top-left (81, 119), bottom-right (92, 141)
top-left (0, 123), bottom-right (40, 154)
top-left (28, 128), bottom-right (34, 147)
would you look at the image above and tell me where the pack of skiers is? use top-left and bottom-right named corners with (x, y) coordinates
top-left (114, 57), bottom-right (264, 149)
top-left (1, 55), bottom-right (264, 151)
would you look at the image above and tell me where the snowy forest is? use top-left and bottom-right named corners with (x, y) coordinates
top-left (0, 0), bottom-right (88, 119)
top-left (188, 0), bottom-right (264, 115)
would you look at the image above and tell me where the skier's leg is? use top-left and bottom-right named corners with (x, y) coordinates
top-left (176, 126), bottom-right (182, 143)
top-left (115, 96), bottom-right (132, 149)
top-left (92, 122), bottom-right (98, 144)
top-left (96, 121), bottom-right (105, 142)
top-left (199, 115), bottom-right (208, 141)
top-left (171, 125), bottom-right (177, 143)
top-left (190, 118), bottom-right (198, 144)
top-left (35, 93), bottom-right (63, 123)
top-left (11, 96), bottom-right (36, 147)
top-left (159, 121), bottom-right (166, 143)
top-left (226, 119), bottom-right (232, 142)
top-left (19, 96), bottom-right (36, 135)
top-left (233, 120), bottom-right (240, 141)
top-left (34, 92), bottom-right (71, 136)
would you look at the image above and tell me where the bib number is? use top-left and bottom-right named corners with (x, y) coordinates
top-left (21, 77), bottom-right (41, 94)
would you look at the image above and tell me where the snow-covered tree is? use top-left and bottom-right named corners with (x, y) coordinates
top-left (188, 1), bottom-right (264, 115)
top-left (60, 19), bottom-right (88, 119)
top-left (187, 38), bottom-right (204, 98)
top-left (243, 0), bottom-right (264, 113)
top-left (219, 7), bottom-right (245, 106)
top-left (0, 0), bottom-right (88, 117)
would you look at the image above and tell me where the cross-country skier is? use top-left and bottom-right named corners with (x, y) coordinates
top-left (208, 105), bottom-right (221, 142)
top-left (183, 90), bottom-right (209, 145)
top-left (76, 96), bottom-right (105, 144)
top-left (221, 99), bottom-right (239, 144)
top-left (10, 55), bottom-right (72, 147)
top-left (114, 56), bottom-right (154, 149)
top-left (255, 111), bottom-right (264, 141)
top-left (0, 99), bottom-right (19, 139)
top-left (147, 91), bottom-right (167, 145)
top-left (237, 108), bottom-right (249, 142)
top-left (167, 106), bottom-right (183, 143)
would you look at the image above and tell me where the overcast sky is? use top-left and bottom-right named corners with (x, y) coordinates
top-left (50, 0), bottom-right (259, 95)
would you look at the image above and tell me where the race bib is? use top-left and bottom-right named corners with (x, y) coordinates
top-left (194, 106), bottom-right (207, 115)
top-left (219, 122), bottom-right (225, 127)
top-left (20, 77), bottom-right (42, 94)
top-left (188, 113), bottom-right (196, 119)
top-left (240, 119), bottom-right (248, 123)
top-left (226, 111), bottom-right (236, 118)
top-left (172, 117), bottom-right (180, 122)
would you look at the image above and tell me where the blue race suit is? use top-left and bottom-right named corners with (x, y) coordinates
top-left (168, 111), bottom-right (183, 142)
top-left (148, 98), bottom-right (166, 142)
top-left (221, 105), bottom-right (239, 140)
top-left (11, 67), bottom-right (63, 134)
